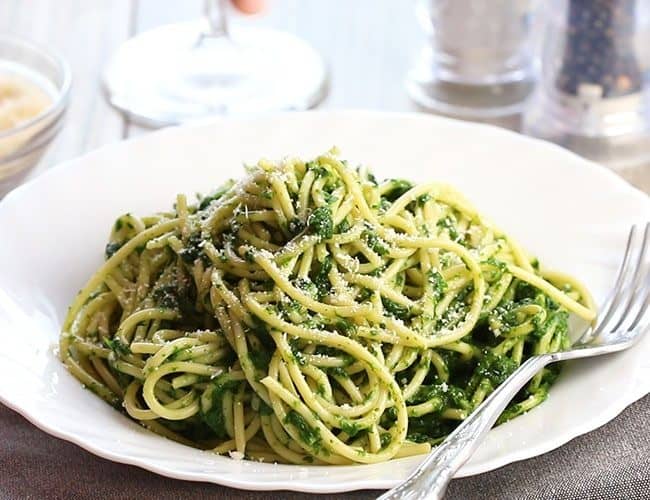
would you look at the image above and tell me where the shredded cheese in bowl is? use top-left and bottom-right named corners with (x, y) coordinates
top-left (0, 36), bottom-right (70, 196)
top-left (0, 73), bottom-right (52, 130)
top-left (0, 71), bottom-right (53, 159)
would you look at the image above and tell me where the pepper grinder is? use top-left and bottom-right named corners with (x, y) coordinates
top-left (523, 0), bottom-right (650, 188)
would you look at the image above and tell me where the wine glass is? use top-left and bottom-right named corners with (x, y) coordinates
top-left (103, 0), bottom-right (328, 127)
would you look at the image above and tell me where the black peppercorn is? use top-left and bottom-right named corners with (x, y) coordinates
top-left (556, 0), bottom-right (642, 98)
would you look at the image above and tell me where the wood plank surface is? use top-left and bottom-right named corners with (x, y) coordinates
top-left (3, 0), bottom-right (647, 191)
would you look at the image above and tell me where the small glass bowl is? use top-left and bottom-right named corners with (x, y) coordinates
top-left (0, 35), bottom-right (71, 197)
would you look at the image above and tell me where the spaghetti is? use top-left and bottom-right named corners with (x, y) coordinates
top-left (60, 149), bottom-right (596, 464)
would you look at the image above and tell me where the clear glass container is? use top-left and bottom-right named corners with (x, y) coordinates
top-left (524, 0), bottom-right (650, 188)
top-left (0, 35), bottom-right (71, 197)
top-left (104, 0), bottom-right (328, 127)
top-left (407, 0), bottom-right (540, 119)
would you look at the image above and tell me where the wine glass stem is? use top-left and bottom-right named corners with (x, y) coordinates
top-left (204, 0), bottom-right (229, 38)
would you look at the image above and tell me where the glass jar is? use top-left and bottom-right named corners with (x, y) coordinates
top-left (523, 0), bottom-right (650, 187)
top-left (407, 0), bottom-right (540, 119)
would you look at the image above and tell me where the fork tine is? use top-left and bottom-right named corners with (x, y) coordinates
top-left (627, 223), bottom-right (650, 331)
top-left (628, 270), bottom-right (650, 330)
top-left (608, 222), bottom-right (650, 332)
top-left (592, 225), bottom-right (638, 334)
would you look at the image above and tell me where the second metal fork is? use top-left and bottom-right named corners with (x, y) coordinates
top-left (380, 223), bottom-right (650, 500)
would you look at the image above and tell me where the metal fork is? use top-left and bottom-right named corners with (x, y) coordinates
top-left (380, 223), bottom-right (650, 500)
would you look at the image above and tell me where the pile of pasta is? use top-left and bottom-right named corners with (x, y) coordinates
top-left (60, 149), bottom-right (595, 464)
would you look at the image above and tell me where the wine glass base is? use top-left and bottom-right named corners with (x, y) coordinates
top-left (103, 21), bottom-right (329, 127)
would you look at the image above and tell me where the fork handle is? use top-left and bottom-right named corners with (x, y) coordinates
top-left (378, 354), bottom-right (553, 500)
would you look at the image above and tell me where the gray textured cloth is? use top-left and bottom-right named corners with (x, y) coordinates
top-left (1, 396), bottom-right (649, 500)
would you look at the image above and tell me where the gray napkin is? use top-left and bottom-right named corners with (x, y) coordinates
top-left (1, 396), bottom-right (648, 500)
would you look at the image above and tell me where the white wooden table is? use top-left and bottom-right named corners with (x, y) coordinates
top-left (2, 0), bottom-right (647, 191)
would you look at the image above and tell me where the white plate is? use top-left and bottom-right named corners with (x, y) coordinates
top-left (0, 111), bottom-right (649, 493)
